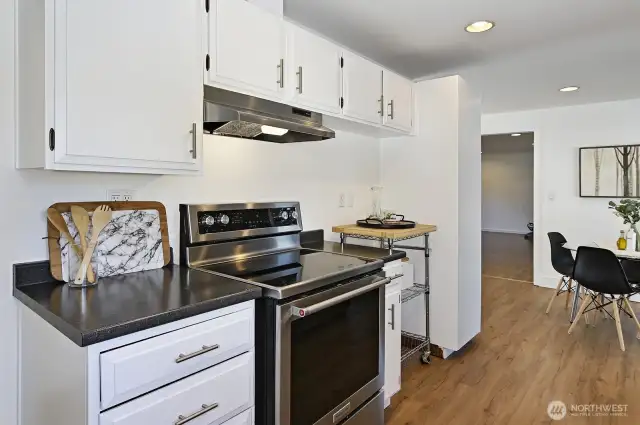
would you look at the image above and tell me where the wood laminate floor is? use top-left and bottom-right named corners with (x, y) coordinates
top-left (482, 231), bottom-right (534, 282)
top-left (385, 234), bottom-right (640, 425)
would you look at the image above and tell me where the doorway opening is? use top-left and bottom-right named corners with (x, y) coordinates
top-left (481, 132), bottom-right (534, 283)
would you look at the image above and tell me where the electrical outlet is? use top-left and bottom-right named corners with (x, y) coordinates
top-left (107, 189), bottom-right (135, 202)
top-left (122, 190), bottom-right (135, 202)
top-left (339, 193), bottom-right (346, 208)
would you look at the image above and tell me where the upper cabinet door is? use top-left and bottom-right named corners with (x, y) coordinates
top-left (342, 51), bottom-right (383, 125)
top-left (287, 24), bottom-right (342, 114)
top-left (209, 0), bottom-right (285, 98)
top-left (53, 0), bottom-right (202, 171)
top-left (383, 70), bottom-right (413, 132)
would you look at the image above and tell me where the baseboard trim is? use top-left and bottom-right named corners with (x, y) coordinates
top-left (482, 228), bottom-right (528, 235)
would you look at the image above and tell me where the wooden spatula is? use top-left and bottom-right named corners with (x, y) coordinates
top-left (47, 208), bottom-right (95, 283)
top-left (70, 206), bottom-right (96, 283)
top-left (74, 205), bottom-right (112, 285)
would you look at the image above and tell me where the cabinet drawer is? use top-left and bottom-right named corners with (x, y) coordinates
top-left (100, 352), bottom-right (254, 425)
top-left (100, 308), bottom-right (254, 409)
top-left (225, 408), bottom-right (254, 425)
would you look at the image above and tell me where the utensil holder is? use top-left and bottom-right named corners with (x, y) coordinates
top-left (67, 265), bottom-right (99, 288)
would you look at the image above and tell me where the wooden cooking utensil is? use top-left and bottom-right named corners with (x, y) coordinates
top-left (74, 205), bottom-right (113, 285)
top-left (47, 208), bottom-right (96, 282)
top-left (70, 205), bottom-right (96, 283)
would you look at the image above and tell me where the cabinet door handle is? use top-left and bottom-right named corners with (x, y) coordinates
top-left (277, 59), bottom-right (284, 88)
top-left (175, 344), bottom-right (219, 363)
top-left (189, 123), bottom-right (197, 159)
top-left (388, 303), bottom-right (395, 330)
top-left (175, 403), bottom-right (219, 425)
top-left (378, 95), bottom-right (384, 116)
top-left (387, 99), bottom-right (394, 119)
top-left (296, 66), bottom-right (303, 94)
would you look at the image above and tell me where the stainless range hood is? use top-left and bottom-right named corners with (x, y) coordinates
top-left (203, 86), bottom-right (335, 143)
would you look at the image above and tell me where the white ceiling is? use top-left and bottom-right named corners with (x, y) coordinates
top-left (481, 133), bottom-right (534, 154)
top-left (284, 0), bottom-right (640, 113)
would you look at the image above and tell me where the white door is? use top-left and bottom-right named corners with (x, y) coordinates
top-left (342, 51), bottom-right (383, 125)
top-left (383, 70), bottom-right (413, 132)
top-left (210, 0), bottom-right (285, 98)
top-left (384, 282), bottom-right (402, 405)
top-left (53, 0), bottom-right (202, 171)
top-left (287, 24), bottom-right (342, 114)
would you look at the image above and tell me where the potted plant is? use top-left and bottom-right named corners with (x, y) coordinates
top-left (609, 199), bottom-right (640, 251)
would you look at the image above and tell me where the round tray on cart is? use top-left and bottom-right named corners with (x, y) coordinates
top-left (356, 215), bottom-right (416, 229)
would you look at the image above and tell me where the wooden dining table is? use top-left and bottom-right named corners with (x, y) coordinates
top-left (562, 242), bottom-right (640, 321)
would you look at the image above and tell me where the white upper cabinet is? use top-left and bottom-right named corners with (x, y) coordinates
top-left (286, 24), bottom-right (342, 114)
top-left (341, 51), bottom-right (383, 125)
top-left (208, 0), bottom-right (285, 99)
top-left (383, 70), bottom-right (413, 132)
top-left (17, 0), bottom-right (203, 174)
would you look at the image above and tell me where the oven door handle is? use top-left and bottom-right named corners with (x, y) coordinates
top-left (290, 277), bottom-right (390, 318)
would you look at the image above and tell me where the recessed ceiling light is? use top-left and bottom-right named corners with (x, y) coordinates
top-left (465, 21), bottom-right (495, 33)
top-left (511, 133), bottom-right (522, 137)
top-left (559, 86), bottom-right (580, 92)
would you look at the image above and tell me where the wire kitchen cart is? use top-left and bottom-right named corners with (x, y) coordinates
top-left (332, 223), bottom-right (437, 364)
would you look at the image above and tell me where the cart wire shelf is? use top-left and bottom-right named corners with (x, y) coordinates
top-left (401, 331), bottom-right (429, 362)
top-left (401, 284), bottom-right (428, 304)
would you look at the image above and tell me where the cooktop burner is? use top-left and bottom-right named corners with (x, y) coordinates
top-left (197, 249), bottom-right (375, 288)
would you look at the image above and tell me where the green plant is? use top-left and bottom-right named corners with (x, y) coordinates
top-left (608, 199), bottom-right (640, 225)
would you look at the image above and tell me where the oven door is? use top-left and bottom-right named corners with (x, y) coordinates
top-left (276, 274), bottom-right (388, 425)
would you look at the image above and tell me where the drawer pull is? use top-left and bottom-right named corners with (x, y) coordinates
top-left (175, 344), bottom-right (220, 363)
top-left (175, 403), bottom-right (219, 425)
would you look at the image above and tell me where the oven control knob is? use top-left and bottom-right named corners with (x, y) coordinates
top-left (291, 210), bottom-right (298, 220)
top-left (280, 211), bottom-right (289, 221)
top-left (203, 215), bottom-right (215, 226)
top-left (219, 214), bottom-right (230, 225)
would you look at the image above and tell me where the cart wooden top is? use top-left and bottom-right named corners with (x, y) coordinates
top-left (332, 223), bottom-right (437, 240)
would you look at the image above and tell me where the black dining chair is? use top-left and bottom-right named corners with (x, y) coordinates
top-left (620, 259), bottom-right (640, 286)
top-left (568, 246), bottom-right (640, 351)
top-left (545, 232), bottom-right (576, 314)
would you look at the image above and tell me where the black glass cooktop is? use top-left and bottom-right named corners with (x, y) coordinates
top-left (198, 249), bottom-right (375, 288)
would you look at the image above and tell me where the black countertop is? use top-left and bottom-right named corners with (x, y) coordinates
top-left (13, 263), bottom-right (262, 347)
top-left (301, 230), bottom-right (406, 263)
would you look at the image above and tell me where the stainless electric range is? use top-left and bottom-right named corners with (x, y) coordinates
top-left (180, 202), bottom-right (388, 425)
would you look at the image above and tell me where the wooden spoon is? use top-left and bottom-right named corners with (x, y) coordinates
top-left (70, 205), bottom-right (96, 283)
top-left (47, 208), bottom-right (95, 283)
top-left (74, 205), bottom-right (113, 285)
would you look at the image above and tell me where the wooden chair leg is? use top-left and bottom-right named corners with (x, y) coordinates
top-left (612, 298), bottom-right (626, 352)
top-left (546, 276), bottom-right (565, 314)
top-left (568, 294), bottom-right (592, 334)
top-left (565, 279), bottom-right (573, 309)
top-left (622, 297), bottom-right (640, 340)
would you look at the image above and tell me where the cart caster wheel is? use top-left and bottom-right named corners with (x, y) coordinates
top-left (420, 353), bottom-right (431, 364)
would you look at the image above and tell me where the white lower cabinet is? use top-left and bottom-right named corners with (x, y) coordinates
top-left (384, 280), bottom-right (402, 407)
top-left (100, 353), bottom-right (254, 425)
top-left (19, 301), bottom-right (256, 425)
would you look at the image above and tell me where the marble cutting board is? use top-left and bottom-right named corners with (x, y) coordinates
top-left (47, 202), bottom-right (171, 282)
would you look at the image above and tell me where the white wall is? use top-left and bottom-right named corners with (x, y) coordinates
top-left (482, 98), bottom-right (640, 288)
top-left (381, 75), bottom-right (481, 352)
top-left (481, 141), bottom-right (534, 234)
top-left (0, 0), bottom-right (380, 421)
